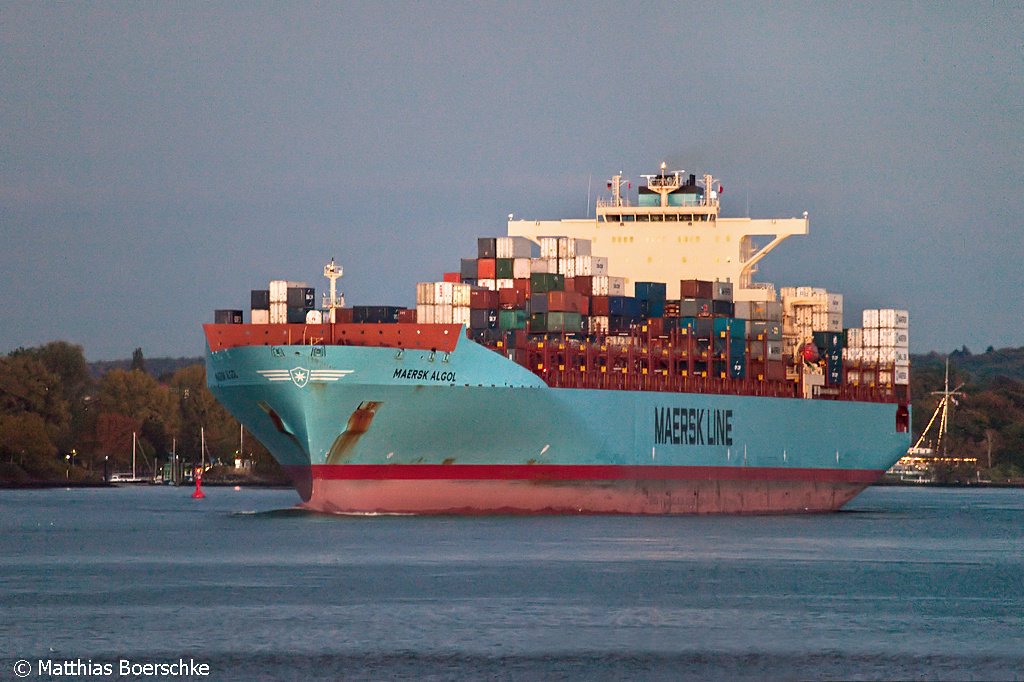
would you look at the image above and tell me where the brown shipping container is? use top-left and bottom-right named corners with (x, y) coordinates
top-left (335, 308), bottom-right (355, 323)
top-left (591, 295), bottom-right (610, 316)
top-left (498, 287), bottom-right (526, 309)
top-left (398, 308), bottom-right (417, 323)
top-left (643, 318), bottom-right (665, 337)
top-left (471, 289), bottom-right (499, 309)
top-left (680, 279), bottom-right (714, 299)
top-left (574, 276), bottom-right (593, 297)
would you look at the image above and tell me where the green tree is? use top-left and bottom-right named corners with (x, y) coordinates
top-left (12, 341), bottom-right (93, 454)
top-left (94, 369), bottom-right (179, 471)
top-left (0, 353), bottom-right (70, 444)
top-left (130, 347), bottom-right (146, 373)
top-left (0, 412), bottom-right (60, 478)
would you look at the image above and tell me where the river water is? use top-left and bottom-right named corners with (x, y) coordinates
top-left (2, 485), bottom-right (1022, 680)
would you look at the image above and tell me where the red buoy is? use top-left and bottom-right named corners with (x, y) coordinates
top-left (191, 466), bottom-right (206, 499)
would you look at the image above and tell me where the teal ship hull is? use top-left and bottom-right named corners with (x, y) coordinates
top-left (206, 333), bottom-right (910, 514)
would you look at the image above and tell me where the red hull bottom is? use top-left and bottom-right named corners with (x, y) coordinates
top-left (296, 477), bottom-right (874, 515)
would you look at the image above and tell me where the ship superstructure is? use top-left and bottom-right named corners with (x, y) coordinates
top-left (508, 165), bottom-right (807, 301)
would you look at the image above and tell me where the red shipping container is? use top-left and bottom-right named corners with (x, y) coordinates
top-left (574, 276), bottom-right (593, 296)
top-left (477, 258), bottom-right (496, 279)
top-left (591, 295), bottom-right (610, 316)
top-left (513, 279), bottom-right (530, 297)
top-left (334, 307), bottom-right (355, 323)
top-left (563, 277), bottom-right (576, 293)
top-left (498, 287), bottom-right (526, 309)
top-left (470, 289), bottom-right (499, 309)
top-left (547, 291), bottom-right (589, 314)
top-left (443, 272), bottom-right (461, 283)
top-left (398, 308), bottom-right (417, 323)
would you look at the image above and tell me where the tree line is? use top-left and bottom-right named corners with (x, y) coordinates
top-left (2, 340), bottom-right (1022, 483)
top-left (910, 346), bottom-right (1024, 482)
top-left (0, 342), bottom-right (278, 482)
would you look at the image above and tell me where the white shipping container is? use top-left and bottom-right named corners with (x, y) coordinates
top-left (894, 347), bottom-right (910, 364)
top-left (495, 279), bottom-right (514, 291)
top-left (558, 237), bottom-right (591, 258)
top-left (827, 293), bottom-right (843, 314)
top-left (845, 347), bottom-right (863, 363)
top-left (416, 304), bottom-right (434, 324)
top-left (453, 305), bottom-right (471, 326)
top-left (477, 279), bottom-right (496, 291)
top-left (433, 304), bottom-right (454, 324)
top-left (269, 280), bottom-right (288, 303)
top-left (530, 258), bottom-right (557, 273)
top-left (894, 363), bottom-right (910, 385)
top-left (452, 283), bottom-right (471, 306)
top-left (306, 310), bottom-right (323, 324)
top-left (416, 283), bottom-right (434, 305)
top-left (591, 276), bottom-right (609, 296)
top-left (861, 346), bottom-right (879, 364)
top-left (575, 255), bottom-right (609, 276)
top-left (251, 309), bottom-right (269, 325)
top-left (846, 327), bottom-right (863, 348)
top-left (878, 308), bottom-right (910, 329)
top-left (496, 236), bottom-right (534, 259)
top-left (846, 370), bottom-right (861, 385)
top-left (433, 281), bottom-right (454, 305)
top-left (608, 276), bottom-right (626, 296)
top-left (878, 328), bottom-right (909, 348)
top-left (878, 370), bottom-right (893, 385)
top-left (512, 258), bottom-right (532, 279)
top-left (557, 257), bottom-right (576, 278)
top-left (591, 256), bottom-right (609, 275)
top-left (864, 328), bottom-right (880, 346)
top-left (269, 302), bottom-right (287, 324)
top-left (878, 347), bottom-right (897, 363)
top-left (589, 316), bottom-right (609, 334)
top-left (539, 237), bottom-right (559, 258)
top-left (862, 309), bottom-right (879, 328)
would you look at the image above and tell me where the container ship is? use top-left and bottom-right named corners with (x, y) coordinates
top-left (205, 163), bottom-right (911, 514)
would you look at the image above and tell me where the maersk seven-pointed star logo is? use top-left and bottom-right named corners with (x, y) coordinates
top-left (289, 367), bottom-right (309, 387)
top-left (257, 368), bottom-right (354, 387)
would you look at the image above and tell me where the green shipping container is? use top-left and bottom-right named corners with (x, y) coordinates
top-left (530, 311), bottom-right (582, 333)
top-left (495, 258), bottom-right (514, 279)
top-left (499, 309), bottom-right (527, 330)
top-left (530, 272), bottom-right (565, 294)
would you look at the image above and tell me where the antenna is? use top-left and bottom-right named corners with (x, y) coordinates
top-left (322, 258), bottom-right (345, 322)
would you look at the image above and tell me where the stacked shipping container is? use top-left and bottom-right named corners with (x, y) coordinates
top-left (844, 309), bottom-right (910, 387)
top-left (220, 234), bottom-right (906, 400)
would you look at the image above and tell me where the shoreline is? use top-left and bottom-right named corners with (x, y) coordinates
top-left (3, 479), bottom-right (1021, 491)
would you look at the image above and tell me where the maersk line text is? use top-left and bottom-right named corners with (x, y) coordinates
top-left (654, 407), bottom-right (733, 446)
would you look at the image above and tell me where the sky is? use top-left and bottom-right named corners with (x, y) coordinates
top-left (2, 2), bottom-right (1022, 360)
